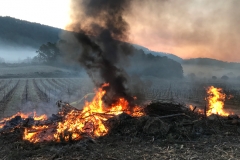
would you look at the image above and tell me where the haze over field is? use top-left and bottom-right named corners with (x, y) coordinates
top-left (0, 43), bottom-right (36, 62)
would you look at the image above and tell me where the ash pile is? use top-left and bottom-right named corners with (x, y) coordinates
top-left (1, 101), bottom-right (240, 144)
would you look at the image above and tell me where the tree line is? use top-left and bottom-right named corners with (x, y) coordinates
top-left (34, 41), bottom-right (183, 78)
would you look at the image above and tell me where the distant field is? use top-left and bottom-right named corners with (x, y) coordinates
top-left (0, 78), bottom-right (95, 118)
top-left (0, 65), bottom-right (70, 75)
top-left (0, 76), bottom-right (240, 119)
top-left (0, 64), bottom-right (82, 78)
top-left (182, 64), bottom-right (240, 79)
top-left (1, 64), bottom-right (240, 119)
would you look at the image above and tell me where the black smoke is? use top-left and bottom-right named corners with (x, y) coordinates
top-left (63, 0), bottom-right (136, 106)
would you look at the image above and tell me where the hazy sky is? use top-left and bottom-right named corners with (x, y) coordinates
top-left (0, 0), bottom-right (240, 62)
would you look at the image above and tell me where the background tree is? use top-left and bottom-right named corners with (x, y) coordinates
top-left (221, 75), bottom-right (229, 81)
top-left (212, 76), bottom-right (217, 80)
top-left (36, 42), bottom-right (61, 64)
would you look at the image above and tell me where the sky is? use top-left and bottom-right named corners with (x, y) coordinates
top-left (0, 0), bottom-right (240, 62)
top-left (0, 0), bottom-right (71, 29)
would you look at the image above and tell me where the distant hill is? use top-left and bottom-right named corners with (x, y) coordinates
top-left (183, 58), bottom-right (240, 69)
top-left (0, 16), bottom-right (62, 48)
top-left (2, 16), bottom-right (239, 69)
top-left (133, 44), bottom-right (183, 63)
top-left (0, 16), bottom-right (184, 63)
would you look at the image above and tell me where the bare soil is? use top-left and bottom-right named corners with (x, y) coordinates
top-left (1, 102), bottom-right (240, 160)
top-left (1, 130), bottom-right (240, 160)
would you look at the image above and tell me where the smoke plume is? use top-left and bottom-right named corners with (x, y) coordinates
top-left (61, 0), bottom-right (136, 106)
top-left (125, 0), bottom-right (240, 62)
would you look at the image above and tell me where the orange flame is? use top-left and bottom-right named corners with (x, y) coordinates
top-left (0, 112), bottom-right (47, 129)
top-left (1, 84), bottom-right (144, 143)
top-left (189, 105), bottom-right (194, 111)
top-left (189, 86), bottom-right (234, 116)
top-left (188, 105), bottom-right (204, 114)
top-left (54, 83), bottom-right (144, 142)
top-left (206, 86), bottom-right (229, 116)
top-left (33, 111), bottom-right (47, 121)
top-left (0, 112), bottom-right (31, 127)
top-left (23, 125), bottom-right (55, 143)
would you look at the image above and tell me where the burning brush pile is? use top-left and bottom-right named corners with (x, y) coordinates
top-left (0, 83), bottom-right (144, 143)
top-left (0, 85), bottom-right (240, 145)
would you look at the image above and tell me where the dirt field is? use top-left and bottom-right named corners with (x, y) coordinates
top-left (1, 105), bottom-right (240, 160)
top-left (1, 134), bottom-right (240, 160)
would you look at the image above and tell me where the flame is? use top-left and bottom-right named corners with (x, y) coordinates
top-left (0, 111), bottom-right (48, 143)
top-left (0, 112), bottom-right (31, 127)
top-left (1, 84), bottom-right (144, 143)
top-left (189, 86), bottom-right (232, 116)
top-left (54, 83), bottom-right (144, 142)
top-left (33, 111), bottom-right (47, 121)
top-left (188, 105), bottom-right (204, 114)
top-left (0, 112), bottom-right (47, 129)
top-left (23, 125), bottom-right (54, 143)
top-left (189, 105), bottom-right (194, 111)
top-left (0, 123), bottom-right (5, 129)
top-left (206, 86), bottom-right (229, 116)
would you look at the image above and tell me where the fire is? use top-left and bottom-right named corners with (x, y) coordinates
top-left (1, 84), bottom-right (144, 143)
top-left (54, 83), bottom-right (144, 142)
top-left (0, 112), bottom-right (31, 127)
top-left (189, 105), bottom-right (204, 114)
top-left (189, 86), bottom-right (233, 116)
top-left (206, 86), bottom-right (229, 116)
top-left (33, 111), bottom-right (47, 121)
top-left (0, 111), bottom-right (47, 129)
top-left (23, 125), bottom-right (51, 143)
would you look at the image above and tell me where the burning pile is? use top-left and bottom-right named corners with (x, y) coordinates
top-left (0, 111), bottom-right (47, 130)
top-left (0, 84), bottom-right (144, 143)
top-left (190, 86), bottom-right (233, 117)
top-left (0, 85), bottom-right (240, 145)
top-left (54, 83), bottom-right (143, 142)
